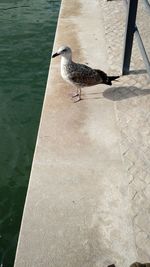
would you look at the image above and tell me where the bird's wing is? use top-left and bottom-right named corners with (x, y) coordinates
top-left (68, 63), bottom-right (104, 87)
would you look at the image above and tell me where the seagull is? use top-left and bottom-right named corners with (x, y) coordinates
top-left (52, 46), bottom-right (119, 102)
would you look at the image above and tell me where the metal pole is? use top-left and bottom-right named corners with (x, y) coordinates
top-left (144, 0), bottom-right (150, 13)
top-left (134, 27), bottom-right (150, 78)
top-left (122, 0), bottom-right (138, 75)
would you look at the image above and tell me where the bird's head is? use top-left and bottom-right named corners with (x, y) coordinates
top-left (52, 46), bottom-right (72, 60)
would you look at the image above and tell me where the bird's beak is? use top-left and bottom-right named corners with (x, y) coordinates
top-left (52, 52), bottom-right (59, 58)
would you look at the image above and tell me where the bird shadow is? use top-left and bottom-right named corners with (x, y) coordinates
top-left (103, 86), bottom-right (150, 101)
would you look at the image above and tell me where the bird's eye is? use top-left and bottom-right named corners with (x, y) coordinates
top-left (63, 48), bottom-right (67, 52)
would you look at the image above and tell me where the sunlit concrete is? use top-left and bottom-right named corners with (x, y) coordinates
top-left (14, 0), bottom-right (138, 266)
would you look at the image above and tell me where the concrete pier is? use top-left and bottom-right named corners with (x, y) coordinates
top-left (14, 0), bottom-right (150, 266)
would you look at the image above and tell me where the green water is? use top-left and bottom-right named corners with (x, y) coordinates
top-left (0, 1), bottom-right (60, 266)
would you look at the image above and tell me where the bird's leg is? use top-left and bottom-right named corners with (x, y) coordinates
top-left (72, 88), bottom-right (79, 98)
top-left (73, 88), bottom-right (82, 103)
top-left (78, 88), bottom-right (81, 100)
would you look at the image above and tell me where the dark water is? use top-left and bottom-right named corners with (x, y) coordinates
top-left (0, 1), bottom-right (60, 266)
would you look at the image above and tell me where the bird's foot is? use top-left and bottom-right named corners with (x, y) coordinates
top-left (73, 96), bottom-right (82, 103)
top-left (72, 93), bottom-right (79, 98)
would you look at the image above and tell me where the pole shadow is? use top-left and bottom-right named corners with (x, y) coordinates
top-left (129, 69), bottom-right (147, 75)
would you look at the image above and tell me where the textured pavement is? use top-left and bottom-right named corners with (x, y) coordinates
top-left (101, 0), bottom-right (150, 261)
top-left (14, 1), bottom-right (150, 266)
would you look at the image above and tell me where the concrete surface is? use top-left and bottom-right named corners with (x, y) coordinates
top-left (14, 0), bottom-right (150, 267)
top-left (101, 0), bottom-right (150, 262)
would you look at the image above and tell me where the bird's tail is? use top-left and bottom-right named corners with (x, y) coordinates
top-left (105, 75), bottom-right (120, 85)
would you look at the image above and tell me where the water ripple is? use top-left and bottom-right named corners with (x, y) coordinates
top-left (0, 0), bottom-right (61, 266)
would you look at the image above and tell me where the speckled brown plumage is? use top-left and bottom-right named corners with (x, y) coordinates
top-left (52, 45), bottom-right (119, 102)
top-left (63, 62), bottom-right (106, 87)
